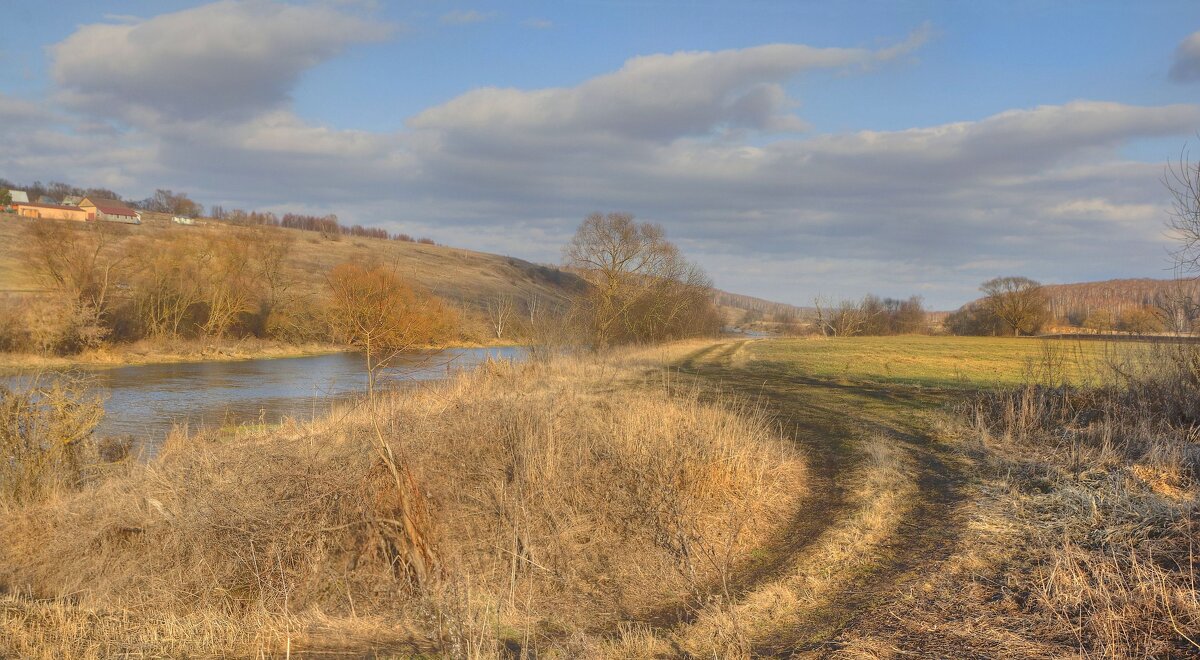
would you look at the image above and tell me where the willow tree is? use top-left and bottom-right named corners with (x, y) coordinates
top-left (564, 212), bottom-right (718, 346)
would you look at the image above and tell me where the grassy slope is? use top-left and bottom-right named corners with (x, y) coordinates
top-left (0, 217), bottom-right (583, 369)
top-left (0, 217), bottom-right (581, 311)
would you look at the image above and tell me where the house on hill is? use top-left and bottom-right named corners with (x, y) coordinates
top-left (79, 197), bottom-right (141, 224)
top-left (16, 202), bottom-right (89, 222)
top-left (8, 190), bottom-right (29, 205)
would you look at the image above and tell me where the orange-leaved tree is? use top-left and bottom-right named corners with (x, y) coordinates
top-left (324, 262), bottom-right (455, 586)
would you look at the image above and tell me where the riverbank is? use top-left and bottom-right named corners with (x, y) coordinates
top-left (0, 341), bottom-right (804, 657)
top-left (0, 339), bottom-right (346, 375)
top-left (0, 337), bottom-right (524, 375)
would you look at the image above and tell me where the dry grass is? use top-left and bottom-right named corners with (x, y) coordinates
top-left (676, 435), bottom-right (914, 655)
top-left (0, 337), bottom-right (346, 374)
top-left (0, 348), bottom-right (804, 657)
top-left (836, 342), bottom-right (1200, 657)
top-left (0, 217), bottom-right (577, 317)
top-left (0, 374), bottom-right (104, 506)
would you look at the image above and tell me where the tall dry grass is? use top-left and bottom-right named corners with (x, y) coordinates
top-left (0, 374), bottom-right (104, 507)
top-left (959, 340), bottom-right (1200, 656)
top-left (0, 350), bottom-right (804, 657)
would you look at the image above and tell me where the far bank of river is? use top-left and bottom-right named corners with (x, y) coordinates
top-left (0, 338), bottom-right (524, 375)
top-left (3, 347), bottom-right (525, 454)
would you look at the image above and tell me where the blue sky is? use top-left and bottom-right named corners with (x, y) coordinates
top-left (3, 1), bottom-right (1200, 307)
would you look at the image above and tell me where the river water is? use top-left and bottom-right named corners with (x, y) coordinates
top-left (5, 347), bottom-right (523, 451)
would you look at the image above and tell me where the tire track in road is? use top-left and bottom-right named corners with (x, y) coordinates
top-left (659, 339), bottom-right (967, 656)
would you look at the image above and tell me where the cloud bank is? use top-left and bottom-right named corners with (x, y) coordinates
top-left (2, 2), bottom-right (1195, 307)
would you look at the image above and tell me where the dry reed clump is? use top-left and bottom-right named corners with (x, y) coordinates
top-left (952, 343), bottom-right (1200, 657)
top-left (0, 352), bottom-right (804, 657)
top-left (0, 374), bottom-right (104, 507)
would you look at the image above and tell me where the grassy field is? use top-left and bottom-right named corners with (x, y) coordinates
top-left (745, 334), bottom-right (1128, 389)
top-left (2, 336), bottom-right (1197, 656)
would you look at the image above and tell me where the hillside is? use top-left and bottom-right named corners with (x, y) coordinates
top-left (0, 217), bottom-right (583, 316)
top-left (953, 277), bottom-right (1200, 325)
top-left (713, 289), bottom-right (809, 323)
top-left (1039, 278), bottom-right (1200, 324)
top-left (1, 215), bottom-right (811, 330)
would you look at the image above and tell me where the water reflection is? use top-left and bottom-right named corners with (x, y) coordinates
top-left (5, 347), bottom-right (523, 451)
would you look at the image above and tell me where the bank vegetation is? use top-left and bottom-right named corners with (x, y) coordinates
top-left (0, 347), bottom-right (803, 657)
top-left (0, 211), bottom-right (723, 369)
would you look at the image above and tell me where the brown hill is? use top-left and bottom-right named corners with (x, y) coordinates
top-left (0, 216), bottom-right (583, 320)
top-left (1039, 278), bottom-right (1199, 324)
top-left (712, 289), bottom-right (809, 322)
top-left (954, 277), bottom-right (1200, 331)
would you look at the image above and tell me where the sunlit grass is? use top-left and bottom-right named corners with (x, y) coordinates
top-left (746, 335), bottom-right (1131, 389)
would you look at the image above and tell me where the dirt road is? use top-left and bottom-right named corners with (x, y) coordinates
top-left (653, 339), bottom-right (967, 656)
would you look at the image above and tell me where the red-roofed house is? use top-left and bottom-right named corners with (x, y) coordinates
top-left (80, 197), bottom-right (141, 224)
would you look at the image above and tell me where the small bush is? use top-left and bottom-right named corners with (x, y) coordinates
top-left (0, 375), bottom-right (103, 506)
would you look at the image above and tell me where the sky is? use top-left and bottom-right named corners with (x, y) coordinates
top-left (2, 1), bottom-right (1200, 309)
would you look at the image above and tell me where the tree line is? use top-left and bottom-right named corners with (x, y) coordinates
top-left (0, 212), bottom-right (723, 356)
top-left (210, 208), bottom-right (437, 244)
top-left (945, 275), bottom-right (1199, 336)
top-left (809, 294), bottom-right (928, 336)
top-left (2, 178), bottom-right (437, 244)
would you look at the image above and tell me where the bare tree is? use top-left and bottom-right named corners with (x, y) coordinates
top-left (1167, 148), bottom-right (1200, 276)
top-left (979, 276), bottom-right (1050, 336)
top-left (1163, 148), bottom-right (1200, 337)
top-left (142, 189), bottom-right (203, 217)
top-left (127, 235), bottom-right (208, 338)
top-left (22, 221), bottom-right (129, 321)
top-left (198, 234), bottom-right (256, 339)
top-left (246, 226), bottom-right (297, 337)
top-left (812, 296), bottom-right (870, 337)
top-left (564, 212), bottom-right (718, 346)
top-left (486, 292), bottom-right (516, 339)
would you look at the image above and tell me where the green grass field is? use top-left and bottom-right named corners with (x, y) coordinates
top-left (744, 335), bottom-right (1131, 389)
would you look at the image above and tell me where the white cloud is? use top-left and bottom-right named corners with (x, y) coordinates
top-left (12, 12), bottom-right (1196, 306)
top-left (522, 18), bottom-right (553, 30)
top-left (410, 35), bottom-right (926, 144)
top-left (440, 9), bottom-right (496, 25)
top-left (51, 0), bottom-right (393, 121)
top-left (1170, 30), bottom-right (1200, 82)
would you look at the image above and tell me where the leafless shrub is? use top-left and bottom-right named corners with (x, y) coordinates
top-left (811, 294), bottom-right (928, 336)
top-left (0, 374), bottom-right (103, 506)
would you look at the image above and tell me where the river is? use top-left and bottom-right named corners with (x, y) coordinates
top-left (4, 347), bottom-right (524, 453)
